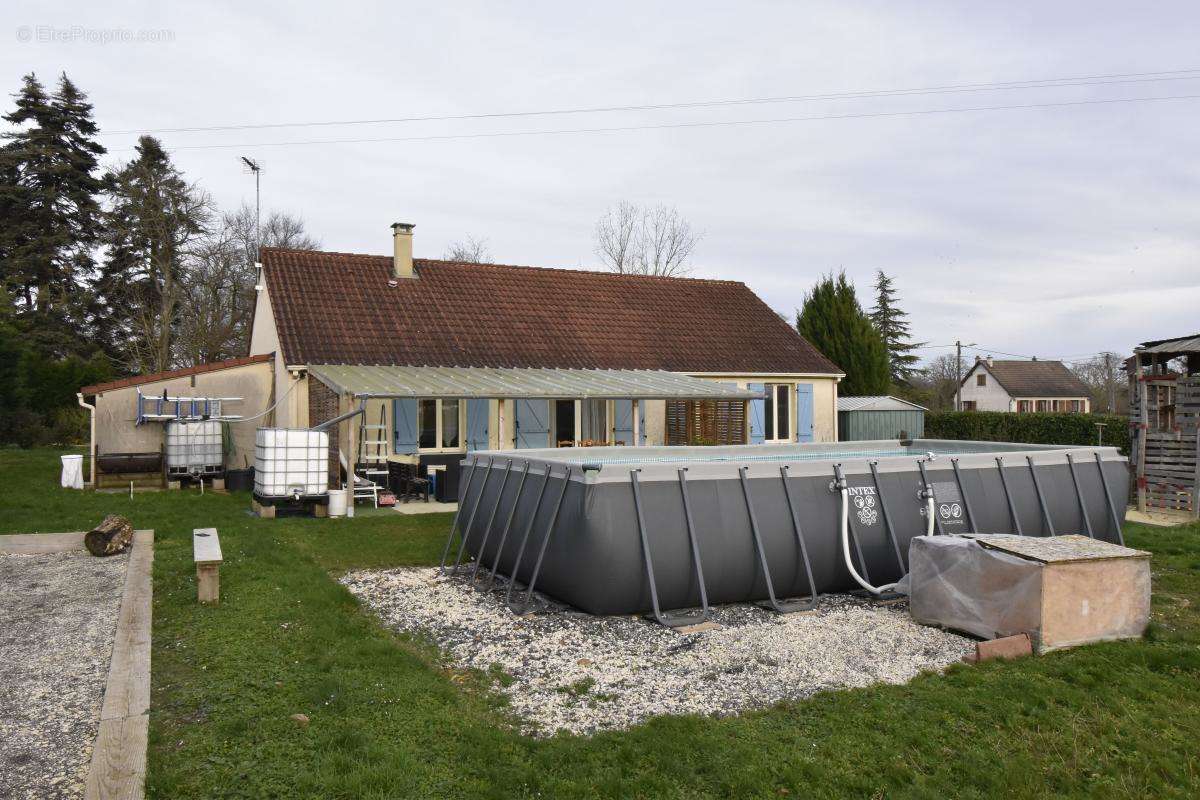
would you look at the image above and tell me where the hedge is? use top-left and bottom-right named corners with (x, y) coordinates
top-left (924, 411), bottom-right (1130, 456)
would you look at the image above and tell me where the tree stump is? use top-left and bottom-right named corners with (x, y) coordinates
top-left (84, 515), bottom-right (134, 557)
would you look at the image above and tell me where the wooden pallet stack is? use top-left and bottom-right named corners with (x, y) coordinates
top-left (1130, 354), bottom-right (1200, 517)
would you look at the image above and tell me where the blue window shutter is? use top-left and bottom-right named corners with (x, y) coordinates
top-left (514, 399), bottom-right (550, 449)
top-left (613, 400), bottom-right (633, 445)
top-left (796, 383), bottom-right (814, 443)
top-left (748, 383), bottom-right (766, 444)
top-left (466, 398), bottom-right (490, 451)
top-left (393, 398), bottom-right (418, 454)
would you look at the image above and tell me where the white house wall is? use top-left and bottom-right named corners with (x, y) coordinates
top-left (958, 365), bottom-right (1016, 411)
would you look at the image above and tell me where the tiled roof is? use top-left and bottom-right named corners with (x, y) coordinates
top-left (80, 354), bottom-right (273, 395)
top-left (260, 248), bottom-right (842, 375)
top-left (966, 360), bottom-right (1090, 398)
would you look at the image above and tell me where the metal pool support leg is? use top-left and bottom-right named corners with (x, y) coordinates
top-left (502, 466), bottom-right (553, 605)
top-left (507, 467), bottom-right (572, 615)
top-left (631, 470), bottom-right (707, 627)
top-left (469, 460), bottom-right (513, 583)
top-left (950, 458), bottom-right (979, 533)
top-left (1095, 452), bottom-right (1125, 546)
top-left (483, 461), bottom-right (532, 591)
top-left (439, 457), bottom-right (479, 573)
top-left (996, 456), bottom-right (1024, 536)
top-left (676, 468), bottom-right (712, 619)
top-left (743, 466), bottom-right (818, 613)
top-left (867, 461), bottom-right (906, 573)
top-left (779, 466), bottom-right (819, 610)
top-left (1026, 455), bottom-right (1056, 537)
top-left (449, 456), bottom-right (495, 575)
top-left (917, 458), bottom-right (944, 536)
top-left (1065, 453), bottom-right (1095, 538)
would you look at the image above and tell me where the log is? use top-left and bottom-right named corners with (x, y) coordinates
top-left (84, 515), bottom-right (134, 557)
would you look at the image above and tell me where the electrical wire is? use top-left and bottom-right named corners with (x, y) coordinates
top-left (126, 92), bottom-right (1200, 153)
top-left (99, 68), bottom-right (1200, 137)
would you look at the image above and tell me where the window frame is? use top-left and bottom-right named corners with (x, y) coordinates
top-left (976, 373), bottom-right (987, 387)
top-left (416, 398), bottom-right (467, 454)
top-left (763, 383), bottom-right (793, 443)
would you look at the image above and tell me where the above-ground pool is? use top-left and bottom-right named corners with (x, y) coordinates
top-left (443, 440), bottom-right (1129, 623)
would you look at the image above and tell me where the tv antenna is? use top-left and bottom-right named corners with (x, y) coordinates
top-left (240, 156), bottom-right (262, 258)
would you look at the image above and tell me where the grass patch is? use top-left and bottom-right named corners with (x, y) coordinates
top-left (3, 447), bottom-right (1200, 798)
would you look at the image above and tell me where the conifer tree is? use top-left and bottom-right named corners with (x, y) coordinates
top-left (98, 135), bottom-right (211, 373)
top-left (0, 72), bottom-right (105, 355)
top-left (869, 270), bottom-right (924, 385)
top-left (796, 271), bottom-right (890, 396)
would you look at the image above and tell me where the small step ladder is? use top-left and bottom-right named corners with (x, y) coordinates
top-left (355, 405), bottom-right (391, 507)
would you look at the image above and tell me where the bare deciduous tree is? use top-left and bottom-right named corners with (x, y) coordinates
top-left (1069, 352), bottom-right (1128, 414)
top-left (174, 205), bottom-right (320, 366)
top-left (594, 201), bottom-right (701, 277)
top-left (443, 234), bottom-right (491, 263)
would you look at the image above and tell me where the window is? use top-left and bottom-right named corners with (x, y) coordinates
top-left (1017, 400), bottom-right (1032, 413)
top-left (1036, 400), bottom-right (1051, 412)
top-left (763, 384), bottom-right (792, 442)
top-left (1070, 399), bottom-right (1082, 413)
top-left (417, 399), bottom-right (463, 451)
top-left (976, 374), bottom-right (987, 386)
top-left (580, 399), bottom-right (606, 442)
top-left (961, 401), bottom-right (977, 411)
top-left (554, 399), bottom-right (575, 445)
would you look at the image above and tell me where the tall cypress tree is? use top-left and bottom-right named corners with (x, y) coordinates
top-left (0, 73), bottom-right (105, 355)
top-left (796, 271), bottom-right (890, 396)
top-left (869, 270), bottom-right (924, 385)
top-left (97, 135), bottom-right (211, 373)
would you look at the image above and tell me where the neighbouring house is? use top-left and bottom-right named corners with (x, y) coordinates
top-left (248, 222), bottom-right (844, 491)
top-left (958, 356), bottom-right (1091, 413)
top-left (1127, 333), bottom-right (1199, 518)
top-left (836, 396), bottom-right (926, 441)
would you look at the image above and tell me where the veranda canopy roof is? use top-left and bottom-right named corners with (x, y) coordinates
top-left (307, 365), bottom-right (759, 400)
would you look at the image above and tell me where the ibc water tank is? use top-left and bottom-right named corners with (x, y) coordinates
top-left (254, 428), bottom-right (329, 498)
top-left (165, 420), bottom-right (224, 476)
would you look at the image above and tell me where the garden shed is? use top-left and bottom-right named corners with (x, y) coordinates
top-left (837, 396), bottom-right (926, 441)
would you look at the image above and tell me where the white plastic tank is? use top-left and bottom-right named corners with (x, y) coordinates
top-left (254, 428), bottom-right (329, 497)
top-left (166, 421), bottom-right (224, 475)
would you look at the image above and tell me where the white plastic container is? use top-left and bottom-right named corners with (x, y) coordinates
top-left (254, 428), bottom-right (329, 497)
top-left (60, 454), bottom-right (84, 489)
top-left (166, 421), bottom-right (224, 475)
top-left (327, 489), bottom-right (347, 517)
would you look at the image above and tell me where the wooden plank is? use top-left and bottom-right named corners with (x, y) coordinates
top-left (99, 530), bottom-right (153, 722)
top-left (192, 527), bottom-right (222, 564)
top-left (83, 716), bottom-right (148, 800)
top-left (0, 531), bottom-right (85, 554)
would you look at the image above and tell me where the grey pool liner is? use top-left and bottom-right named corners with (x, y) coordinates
top-left (443, 439), bottom-right (1129, 618)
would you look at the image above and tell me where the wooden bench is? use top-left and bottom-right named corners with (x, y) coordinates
top-left (193, 528), bottom-right (223, 604)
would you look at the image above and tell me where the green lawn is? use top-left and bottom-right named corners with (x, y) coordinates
top-left (4, 447), bottom-right (1200, 799)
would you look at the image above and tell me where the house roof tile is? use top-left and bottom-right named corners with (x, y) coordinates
top-left (260, 248), bottom-right (842, 375)
top-left (80, 354), bottom-right (273, 396)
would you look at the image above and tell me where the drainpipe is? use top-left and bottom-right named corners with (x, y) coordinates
top-left (76, 392), bottom-right (96, 487)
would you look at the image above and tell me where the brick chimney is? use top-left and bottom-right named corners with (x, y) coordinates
top-left (391, 222), bottom-right (415, 279)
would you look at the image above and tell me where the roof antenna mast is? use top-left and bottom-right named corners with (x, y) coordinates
top-left (240, 156), bottom-right (262, 258)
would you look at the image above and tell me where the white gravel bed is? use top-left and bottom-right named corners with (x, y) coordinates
top-left (0, 550), bottom-right (128, 800)
top-left (343, 567), bottom-right (975, 736)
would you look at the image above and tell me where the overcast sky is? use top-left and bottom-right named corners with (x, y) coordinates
top-left (4, 1), bottom-right (1198, 365)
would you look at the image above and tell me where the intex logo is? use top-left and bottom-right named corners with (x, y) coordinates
top-left (848, 486), bottom-right (878, 525)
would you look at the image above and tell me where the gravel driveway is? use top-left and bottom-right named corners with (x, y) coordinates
top-left (0, 550), bottom-right (127, 800)
top-left (344, 568), bottom-right (974, 736)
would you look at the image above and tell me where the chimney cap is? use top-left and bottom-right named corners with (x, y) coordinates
top-left (391, 222), bottom-right (415, 233)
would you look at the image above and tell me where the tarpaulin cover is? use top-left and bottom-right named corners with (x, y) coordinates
top-left (905, 535), bottom-right (1044, 641)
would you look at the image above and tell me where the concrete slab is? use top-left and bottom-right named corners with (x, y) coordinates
top-left (1125, 507), bottom-right (1196, 527)
top-left (392, 501), bottom-right (458, 515)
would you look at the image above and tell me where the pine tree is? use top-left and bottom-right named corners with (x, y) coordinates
top-left (0, 73), bottom-right (105, 356)
top-left (97, 135), bottom-right (211, 373)
top-left (796, 271), bottom-right (890, 396)
top-left (869, 270), bottom-right (924, 385)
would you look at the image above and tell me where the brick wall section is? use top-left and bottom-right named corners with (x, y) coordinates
top-left (308, 378), bottom-right (340, 483)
